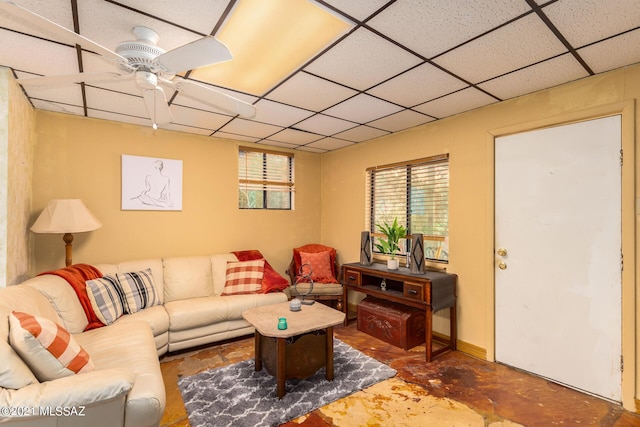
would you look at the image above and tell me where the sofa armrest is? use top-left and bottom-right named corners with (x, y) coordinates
top-left (1, 368), bottom-right (134, 410)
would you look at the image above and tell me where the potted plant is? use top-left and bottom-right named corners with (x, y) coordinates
top-left (374, 218), bottom-right (407, 270)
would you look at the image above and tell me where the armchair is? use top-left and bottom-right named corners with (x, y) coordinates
top-left (286, 244), bottom-right (343, 311)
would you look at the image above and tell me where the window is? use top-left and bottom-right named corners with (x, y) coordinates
top-left (238, 147), bottom-right (294, 209)
top-left (366, 154), bottom-right (449, 262)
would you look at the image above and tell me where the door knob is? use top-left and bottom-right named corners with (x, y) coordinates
top-left (498, 262), bottom-right (507, 270)
top-left (497, 248), bottom-right (508, 257)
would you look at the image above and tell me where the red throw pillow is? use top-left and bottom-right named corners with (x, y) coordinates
top-left (300, 251), bottom-right (337, 283)
top-left (292, 244), bottom-right (338, 284)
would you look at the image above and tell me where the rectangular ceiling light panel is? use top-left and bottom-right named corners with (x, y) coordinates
top-left (191, 0), bottom-right (353, 95)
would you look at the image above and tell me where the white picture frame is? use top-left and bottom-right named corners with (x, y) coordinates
top-left (121, 154), bottom-right (183, 211)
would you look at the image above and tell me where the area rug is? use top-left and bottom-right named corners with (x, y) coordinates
top-left (178, 339), bottom-right (397, 427)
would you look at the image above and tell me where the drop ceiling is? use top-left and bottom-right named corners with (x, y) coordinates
top-left (1, 0), bottom-right (639, 153)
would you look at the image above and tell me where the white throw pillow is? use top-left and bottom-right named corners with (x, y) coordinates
top-left (9, 311), bottom-right (94, 382)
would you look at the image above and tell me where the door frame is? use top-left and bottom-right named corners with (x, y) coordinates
top-left (484, 101), bottom-right (636, 410)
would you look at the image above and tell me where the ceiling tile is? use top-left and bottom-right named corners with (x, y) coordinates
top-left (171, 87), bottom-right (257, 116)
top-left (169, 104), bottom-right (230, 130)
top-left (267, 128), bottom-right (323, 144)
top-left (218, 118), bottom-right (282, 139)
top-left (321, 0), bottom-right (390, 21)
top-left (414, 87), bottom-right (497, 119)
top-left (478, 53), bottom-right (589, 100)
top-left (0, 0), bottom-right (74, 37)
top-left (367, 62), bottom-right (468, 107)
top-left (252, 99), bottom-right (314, 127)
top-left (0, 30), bottom-right (79, 76)
top-left (259, 140), bottom-right (300, 149)
top-left (367, 0), bottom-right (531, 58)
top-left (324, 94), bottom-right (403, 123)
top-left (577, 29), bottom-right (640, 74)
top-left (367, 110), bottom-right (435, 132)
top-left (87, 109), bottom-right (150, 127)
top-left (294, 114), bottom-right (356, 135)
top-left (295, 145), bottom-right (327, 153)
top-left (77, 0), bottom-right (202, 55)
top-left (543, 0), bottom-right (640, 48)
top-left (333, 125), bottom-right (389, 142)
top-left (15, 71), bottom-right (85, 107)
top-left (212, 132), bottom-right (259, 143)
top-left (85, 86), bottom-right (148, 118)
top-left (304, 27), bottom-right (422, 91)
top-left (31, 100), bottom-right (84, 116)
top-left (433, 13), bottom-right (567, 84)
top-left (304, 137), bottom-right (355, 151)
top-left (113, 0), bottom-right (227, 35)
top-left (265, 72), bottom-right (357, 111)
top-left (161, 123), bottom-right (213, 136)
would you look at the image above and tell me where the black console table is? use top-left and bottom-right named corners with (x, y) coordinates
top-left (341, 262), bottom-right (457, 362)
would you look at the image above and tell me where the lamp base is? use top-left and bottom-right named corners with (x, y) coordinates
top-left (63, 233), bottom-right (74, 267)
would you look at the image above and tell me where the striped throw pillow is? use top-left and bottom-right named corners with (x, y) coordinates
top-left (8, 311), bottom-right (94, 382)
top-left (86, 275), bottom-right (126, 325)
top-left (116, 268), bottom-right (159, 314)
top-left (222, 259), bottom-right (265, 295)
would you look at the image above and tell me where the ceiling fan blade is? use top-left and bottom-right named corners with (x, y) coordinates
top-left (173, 80), bottom-right (256, 119)
top-left (0, 0), bottom-right (125, 63)
top-left (156, 37), bottom-right (232, 73)
top-left (17, 71), bottom-right (124, 87)
top-left (142, 86), bottom-right (172, 126)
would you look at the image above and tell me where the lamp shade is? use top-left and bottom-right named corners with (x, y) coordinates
top-left (31, 199), bottom-right (102, 234)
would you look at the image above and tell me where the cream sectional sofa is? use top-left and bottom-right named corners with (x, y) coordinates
top-left (0, 254), bottom-right (289, 427)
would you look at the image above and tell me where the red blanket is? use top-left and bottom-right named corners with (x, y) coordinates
top-left (39, 264), bottom-right (104, 331)
top-left (232, 250), bottom-right (289, 293)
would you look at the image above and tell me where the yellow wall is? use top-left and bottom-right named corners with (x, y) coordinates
top-left (321, 64), bottom-right (639, 410)
top-left (31, 113), bottom-right (322, 277)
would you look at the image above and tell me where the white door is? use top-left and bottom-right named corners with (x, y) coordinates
top-left (495, 116), bottom-right (621, 401)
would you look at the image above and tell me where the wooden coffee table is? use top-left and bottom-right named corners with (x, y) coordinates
top-left (242, 301), bottom-right (345, 398)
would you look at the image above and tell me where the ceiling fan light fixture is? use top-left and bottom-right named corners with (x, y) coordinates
top-left (190, 0), bottom-right (353, 96)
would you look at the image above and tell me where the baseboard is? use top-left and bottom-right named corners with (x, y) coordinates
top-left (432, 331), bottom-right (487, 360)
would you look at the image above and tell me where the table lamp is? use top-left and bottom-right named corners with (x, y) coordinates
top-left (31, 199), bottom-right (102, 267)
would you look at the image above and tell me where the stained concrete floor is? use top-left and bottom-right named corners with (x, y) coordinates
top-left (159, 323), bottom-right (640, 427)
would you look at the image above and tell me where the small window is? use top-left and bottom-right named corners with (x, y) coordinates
top-left (238, 147), bottom-right (294, 210)
top-left (366, 154), bottom-right (449, 262)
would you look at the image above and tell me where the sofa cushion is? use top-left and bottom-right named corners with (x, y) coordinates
top-left (225, 292), bottom-right (289, 320)
top-left (9, 311), bottom-right (94, 382)
top-left (210, 254), bottom-right (240, 296)
top-left (164, 296), bottom-right (228, 332)
top-left (116, 268), bottom-right (160, 314)
top-left (75, 321), bottom-right (165, 427)
top-left (221, 260), bottom-right (265, 296)
top-left (25, 275), bottom-right (90, 333)
top-left (163, 256), bottom-right (214, 302)
top-left (86, 275), bottom-right (126, 325)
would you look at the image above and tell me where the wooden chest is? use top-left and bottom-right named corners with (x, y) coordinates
top-left (357, 297), bottom-right (426, 350)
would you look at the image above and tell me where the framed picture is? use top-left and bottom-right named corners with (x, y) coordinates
top-left (121, 154), bottom-right (183, 211)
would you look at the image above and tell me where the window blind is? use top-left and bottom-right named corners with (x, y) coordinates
top-left (238, 146), bottom-right (294, 209)
top-left (366, 154), bottom-right (449, 261)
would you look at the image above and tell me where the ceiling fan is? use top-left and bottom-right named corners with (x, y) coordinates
top-left (0, 1), bottom-right (257, 128)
